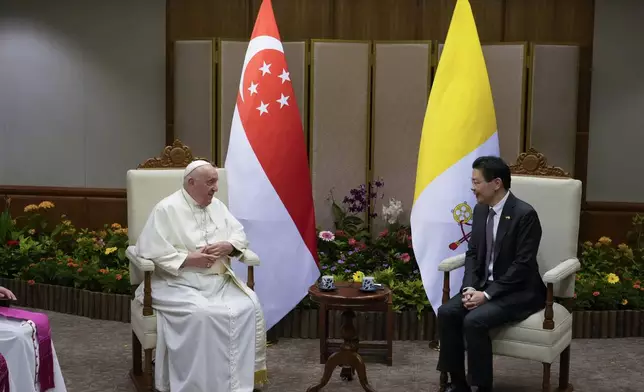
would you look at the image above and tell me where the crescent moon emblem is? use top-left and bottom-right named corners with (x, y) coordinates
top-left (238, 35), bottom-right (284, 103)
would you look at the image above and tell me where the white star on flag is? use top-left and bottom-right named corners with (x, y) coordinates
top-left (259, 61), bottom-right (271, 76)
top-left (278, 69), bottom-right (290, 84)
top-left (276, 93), bottom-right (289, 108)
top-left (248, 81), bottom-right (259, 95)
top-left (256, 101), bottom-right (269, 115)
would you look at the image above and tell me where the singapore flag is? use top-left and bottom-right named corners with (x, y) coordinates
top-left (225, 0), bottom-right (320, 330)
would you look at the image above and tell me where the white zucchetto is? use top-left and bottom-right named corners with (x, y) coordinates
top-left (183, 160), bottom-right (212, 179)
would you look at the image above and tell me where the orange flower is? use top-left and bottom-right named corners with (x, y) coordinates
top-left (99, 269), bottom-right (108, 274)
top-left (77, 268), bottom-right (83, 273)
top-left (597, 236), bottom-right (612, 246)
top-left (38, 201), bottom-right (55, 209)
top-left (115, 274), bottom-right (122, 280)
top-left (27, 280), bottom-right (35, 286)
top-left (23, 204), bottom-right (39, 212)
top-left (634, 284), bottom-right (641, 289)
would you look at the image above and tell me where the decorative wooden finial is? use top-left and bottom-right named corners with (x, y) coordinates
top-left (509, 148), bottom-right (571, 178)
top-left (137, 139), bottom-right (210, 169)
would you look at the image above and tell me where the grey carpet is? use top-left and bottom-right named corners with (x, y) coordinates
top-left (38, 308), bottom-right (643, 391)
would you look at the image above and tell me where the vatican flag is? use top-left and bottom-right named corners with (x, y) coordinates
top-left (410, 0), bottom-right (500, 312)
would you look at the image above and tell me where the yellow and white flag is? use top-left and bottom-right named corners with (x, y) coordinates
top-left (410, 0), bottom-right (499, 312)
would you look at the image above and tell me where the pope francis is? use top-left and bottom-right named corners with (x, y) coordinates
top-left (132, 160), bottom-right (267, 392)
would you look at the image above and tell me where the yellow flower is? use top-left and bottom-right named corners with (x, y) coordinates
top-left (606, 273), bottom-right (620, 284)
top-left (39, 201), bottom-right (55, 209)
top-left (621, 299), bottom-right (628, 305)
top-left (28, 229), bottom-right (36, 235)
top-left (583, 241), bottom-right (593, 247)
top-left (111, 223), bottom-right (122, 230)
top-left (597, 236), bottom-right (612, 246)
top-left (105, 247), bottom-right (117, 255)
top-left (24, 204), bottom-right (39, 212)
top-left (352, 271), bottom-right (365, 283)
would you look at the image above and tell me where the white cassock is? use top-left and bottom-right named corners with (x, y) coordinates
top-left (0, 316), bottom-right (67, 392)
top-left (133, 188), bottom-right (267, 392)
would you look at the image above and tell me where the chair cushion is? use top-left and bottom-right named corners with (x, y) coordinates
top-left (510, 175), bottom-right (582, 298)
top-left (490, 302), bottom-right (572, 364)
top-left (131, 299), bottom-right (158, 350)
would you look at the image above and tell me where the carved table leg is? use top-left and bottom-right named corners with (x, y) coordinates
top-left (306, 309), bottom-right (376, 392)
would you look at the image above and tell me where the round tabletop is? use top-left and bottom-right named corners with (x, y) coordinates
top-left (308, 281), bottom-right (391, 306)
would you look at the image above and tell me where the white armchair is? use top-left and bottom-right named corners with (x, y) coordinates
top-left (438, 149), bottom-right (581, 392)
top-left (126, 140), bottom-right (256, 392)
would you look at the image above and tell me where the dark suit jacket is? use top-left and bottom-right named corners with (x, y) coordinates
top-left (462, 192), bottom-right (547, 310)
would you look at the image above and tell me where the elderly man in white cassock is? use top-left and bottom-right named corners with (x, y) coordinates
top-left (132, 160), bottom-right (267, 392)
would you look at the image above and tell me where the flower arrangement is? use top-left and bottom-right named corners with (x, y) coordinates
top-left (573, 214), bottom-right (644, 310)
top-left (316, 181), bottom-right (430, 317)
top-left (0, 197), bottom-right (130, 294)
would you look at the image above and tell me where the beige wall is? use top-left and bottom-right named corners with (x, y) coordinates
top-left (0, 0), bottom-right (166, 188)
top-left (586, 0), bottom-right (644, 202)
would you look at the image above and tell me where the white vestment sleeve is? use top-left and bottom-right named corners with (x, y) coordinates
top-left (135, 205), bottom-right (187, 276)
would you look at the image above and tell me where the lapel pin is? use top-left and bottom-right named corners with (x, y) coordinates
top-left (504, 216), bottom-right (511, 220)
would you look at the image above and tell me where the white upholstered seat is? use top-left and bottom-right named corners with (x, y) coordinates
top-left (437, 150), bottom-right (581, 392)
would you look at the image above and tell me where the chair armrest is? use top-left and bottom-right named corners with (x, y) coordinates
top-left (542, 257), bottom-right (580, 284)
top-left (438, 253), bottom-right (466, 272)
top-left (238, 249), bottom-right (260, 266)
top-left (126, 245), bottom-right (155, 272)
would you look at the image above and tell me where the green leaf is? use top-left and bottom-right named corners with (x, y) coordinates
top-left (343, 215), bottom-right (364, 226)
top-left (332, 203), bottom-right (345, 226)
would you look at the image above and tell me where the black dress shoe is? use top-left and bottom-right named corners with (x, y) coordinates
top-left (475, 387), bottom-right (493, 392)
top-left (444, 383), bottom-right (472, 392)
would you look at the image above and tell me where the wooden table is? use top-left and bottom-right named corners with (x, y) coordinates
top-left (306, 281), bottom-right (392, 392)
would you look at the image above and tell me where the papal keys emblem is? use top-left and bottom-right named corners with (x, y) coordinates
top-left (449, 201), bottom-right (473, 250)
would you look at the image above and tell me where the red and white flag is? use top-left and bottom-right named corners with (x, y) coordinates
top-left (225, 0), bottom-right (320, 330)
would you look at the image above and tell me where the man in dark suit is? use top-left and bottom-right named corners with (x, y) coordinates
top-left (436, 156), bottom-right (547, 392)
